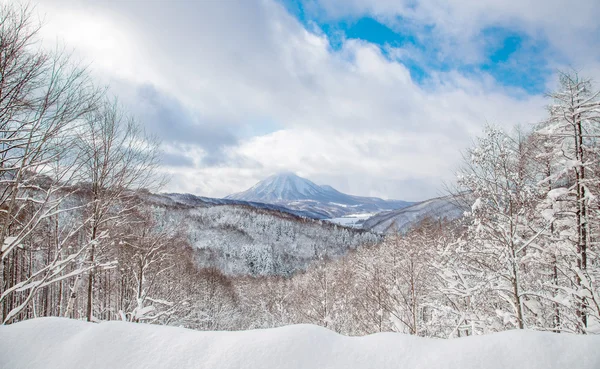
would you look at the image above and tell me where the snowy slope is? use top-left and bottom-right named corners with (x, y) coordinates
top-left (143, 193), bottom-right (378, 276)
top-left (227, 171), bottom-right (329, 202)
top-left (327, 213), bottom-right (375, 228)
top-left (162, 192), bottom-right (330, 219)
top-left (362, 194), bottom-right (465, 233)
top-left (226, 172), bottom-right (413, 218)
top-left (2, 318), bottom-right (600, 369)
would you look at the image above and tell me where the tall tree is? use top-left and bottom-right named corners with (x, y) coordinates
top-left (539, 72), bottom-right (600, 332)
top-left (456, 126), bottom-right (546, 330)
top-left (77, 100), bottom-right (161, 322)
top-left (0, 3), bottom-right (100, 323)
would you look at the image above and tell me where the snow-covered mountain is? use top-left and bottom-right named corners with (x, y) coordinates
top-left (362, 194), bottom-right (466, 233)
top-left (225, 172), bottom-right (413, 218)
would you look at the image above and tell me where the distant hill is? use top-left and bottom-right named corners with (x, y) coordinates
top-left (162, 192), bottom-right (330, 219)
top-left (362, 194), bottom-right (466, 233)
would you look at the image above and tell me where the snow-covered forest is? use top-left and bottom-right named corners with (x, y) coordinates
top-left (1, 0), bottom-right (600, 344)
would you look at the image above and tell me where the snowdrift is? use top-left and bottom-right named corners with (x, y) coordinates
top-left (1, 318), bottom-right (599, 369)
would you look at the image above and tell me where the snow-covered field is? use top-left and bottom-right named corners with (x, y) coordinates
top-left (1, 318), bottom-right (599, 369)
top-left (326, 213), bottom-right (375, 228)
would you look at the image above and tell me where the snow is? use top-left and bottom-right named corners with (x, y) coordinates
top-left (471, 197), bottom-right (482, 211)
top-left (326, 213), bottom-right (376, 228)
top-left (2, 318), bottom-right (600, 369)
top-left (1, 236), bottom-right (18, 253)
top-left (547, 187), bottom-right (569, 200)
top-left (327, 217), bottom-right (362, 227)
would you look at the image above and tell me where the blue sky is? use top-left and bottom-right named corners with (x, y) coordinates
top-left (35, 0), bottom-right (600, 201)
top-left (280, 0), bottom-right (553, 94)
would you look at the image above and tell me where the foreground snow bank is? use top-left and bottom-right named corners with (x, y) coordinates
top-left (1, 318), bottom-right (599, 369)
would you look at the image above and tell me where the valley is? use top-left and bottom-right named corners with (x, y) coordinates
top-left (145, 191), bottom-right (379, 275)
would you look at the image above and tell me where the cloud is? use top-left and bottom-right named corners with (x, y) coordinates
top-left (304, 0), bottom-right (600, 73)
top-left (31, 0), bottom-right (594, 201)
top-left (134, 83), bottom-right (239, 164)
top-left (160, 152), bottom-right (195, 168)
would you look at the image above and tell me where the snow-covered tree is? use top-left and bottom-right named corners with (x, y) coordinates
top-left (455, 126), bottom-right (548, 330)
top-left (536, 72), bottom-right (600, 332)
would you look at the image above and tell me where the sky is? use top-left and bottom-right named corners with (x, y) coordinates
top-left (30, 0), bottom-right (600, 201)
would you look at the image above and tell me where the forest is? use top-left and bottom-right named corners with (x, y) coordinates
top-left (1, 2), bottom-right (599, 338)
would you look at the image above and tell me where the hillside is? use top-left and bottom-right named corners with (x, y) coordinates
top-left (145, 193), bottom-right (379, 275)
top-left (162, 192), bottom-right (330, 219)
top-left (226, 172), bottom-right (413, 218)
top-left (362, 194), bottom-right (465, 233)
top-left (2, 318), bottom-right (599, 369)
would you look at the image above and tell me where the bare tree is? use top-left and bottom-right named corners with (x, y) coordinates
top-left (118, 211), bottom-right (179, 323)
top-left (76, 99), bottom-right (161, 322)
top-left (0, 3), bottom-right (101, 323)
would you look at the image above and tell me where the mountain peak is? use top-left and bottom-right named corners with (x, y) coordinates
top-left (240, 172), bottom-right (322, 202)
top-left (225, 173), bottom-right (414, 218)
top-left (262, 171), bottom-right (302, 185)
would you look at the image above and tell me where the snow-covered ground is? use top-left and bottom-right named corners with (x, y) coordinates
top-left (2, 318), bottom-right (600, 369)
top-left (326, 213), bottom-right (376, 228)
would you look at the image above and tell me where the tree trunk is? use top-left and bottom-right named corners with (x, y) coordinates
top-left (574, 110), bottom-right (588, 332)
top-left (86, 243), bottom-right (95, 322)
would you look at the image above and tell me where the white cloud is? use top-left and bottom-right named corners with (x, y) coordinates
top-left (32, 0), bottom-right (567, 201)
top-left (314, 0), bottom-right (600, 73)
